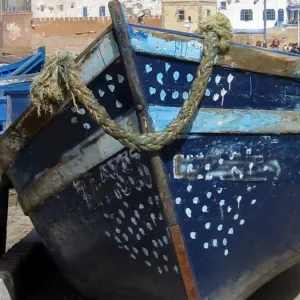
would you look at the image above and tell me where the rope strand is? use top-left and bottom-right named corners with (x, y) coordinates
top-left (30, 13), bottom-right (233, 152)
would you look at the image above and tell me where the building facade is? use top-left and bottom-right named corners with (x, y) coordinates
top-left (162, 0), bottom-right (217, 32)
top-left (217, 0), bottom-right (289, 33)
top-left (3, 0), bottom-right (31, 11)
top-left (31, 0), bottom-right (161, 18)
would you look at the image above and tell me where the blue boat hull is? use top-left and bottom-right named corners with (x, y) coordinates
top-left (2, 2), bottom-right (300, 299)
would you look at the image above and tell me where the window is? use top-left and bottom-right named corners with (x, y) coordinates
top-left (278, 9), bottom-right (284, 23)
top-left (177, 10), bottom-right (185, 22)
top-left (83, 6), bottom-right (88, 17)
top-left (220, 1), bottom-right (226, 10)
top-left (99, 6), bottom-right (106, 16)
top-left (207, 9), bottom-right (211, 16)
top-left (263, 9), bottom-right (275, 20)
top-left (60, 5), bottom-right (63, 11)
top-left (40, 4), bottom-right (44, 11)
top-left (240, 9), bottom-right (253, 21)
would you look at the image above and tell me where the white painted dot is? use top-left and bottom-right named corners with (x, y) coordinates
top-left (185, 208), bottom-right (192, 218)
top-left (158, 239), bottom-right (164, 247)
top-left (158, 213), bottom-right (163, 221)
top-left (103, 214), bottom-right (109, 219)
top-left (145, 261), bottom-right (151, 267)
top-left (237, 196), bottom-right (242, 208)
top-left (114, 236), bottom-right (122, 243)
top-left (223, 238), bottom-right (227, 246)
top-left (105, 231), bottom-right (111, 237)
top-left (149, 87), bottom-right (156, 95)
top-left (205, 88), bottom-right (211, 96)
top-left (131, 217), bottom-right (137, 225)
top-left (105, 74), bottom-right (113, 81)
top-left (165, 62), bottom-right (171, 72)
top-left (187, 184), bottom-right (192, 192)
top-left (234, 214), bottom-right (239, 220)
top-left (215, 74), bottom-right (221, 85)
top-left (190, 231), bottom-right (197, 239)
top-left (134, 210), bottom-right (140, 219)
top-left (108, 84), bottom-right (115, 92)
top-left (219, 200), bottom-right (225, 206)
top-left (145, 64), bottom-right (152, 73)
top-left (206, 174), bottom-right (213, 180)
top-left (217, 187), bottom-right (223, 194)
top-left (117, 74), bottom-right (124, 83)
top-left (172, 91), bottom-right (179, 99)
top-left (139, 228), bottom-right (145, 235)
top-left (193, 197), bottom-right (199, 204)
top-left (71, 106), bottom-right (77, 113)
top-left (98, 89), bottom-right (105, 97)
top-left (116, 100), bottom-right (123, 108)
top-left (247, 186), bottom-right (252, 192)
top-left (219, 158), bottom-right (224, 165)
top-left (148, 197), bottom-right (153, 205)
top-left (246, 148), bottom-right (252, 155)
top-left (202, 205), bottom-right (208, 213)
top-left (213, 93), bottom-right (220, 101)
top-left (123, 201), bottom-right (129, 208)
top-left (136, 233), bottom-right (141, 240)
top-left (118, 209), bottom-right (125, 218)
top-left (124, 245), bottom-right (129, 251)
top-left (122, 233), bottom-right (128, 241)
top-left (163, 255), bottom-right (168, 261)
top-left (158, 266), bottom-right (163, 274)
top-left (139, 204), bottom-right (144, 209)
top-left (128, 226), bottom-right (134, 234)
top-left (146, 222), bottom-right (153, 231)
top-left (174, 265), bottom-right (179, 273)
top-left (153, 250), bottom-right (159, 258)
top-left (164, 265), bottom-right (169, 272)
top-left (157, 73), bottom-right (163, 84)
top-left (227, 206), bottom-right (232, 213)
top-left (228, 228), bottom-right (234, 235)
top-left (175, 197), bottom-right (182, 204)
top-left (212, 239), bottom-right (218, 247)
top-left (224, 249), bottom-right (229, 256)
top-left (132, 247), bottom-right (139, 254)
top-left (205, 222), bottom-right (211, 229)
top-left (206, 192), bottom-right (212, 199)
top-left (197, 174), bottom-right (204, 179)
top-left (163, 236), bottom-right (168, 245)
top-left (240, 219), bottom-right (245, 225)
top-left (130, 254), bottom-right (137, 260)
top-left (71, 117), bottom-right (78, 124)
top-left (218, 224), bottom-right (223, 231)
top-left (115, 228), bottom-right (121, 234)
top-left (173, 71), bottom-right (180, 81)
top-left (116, 218), bottom-right (122, 225)
top-left (152, 240), bottom-right (158, 248)
top-left (183, 91), bottom-right (189, 100)
top-left (142, 247), bottom-right (149, 256)
top-left (78, 108), bottom-right (85, 115)
top-left (204, 242), bottom-right (209, 249)
top-left (83, 123), bottom-right (90, 129)
top-left (251, 199), bottom-right (257, 205)
top-left (160, 90), bottom-right (166, 101)
top-left (150, 213), bottom-right (156, 224)
top-left (187, 73), bottom-right (193, 82)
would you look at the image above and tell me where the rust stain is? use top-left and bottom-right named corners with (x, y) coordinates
top-left (170, 225), bottom-right (199, 300)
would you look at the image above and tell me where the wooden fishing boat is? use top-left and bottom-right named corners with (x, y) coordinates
top-left (1, 1), bottom-right (300, 299)
top-left (0, 47), bottom-right (45, 78)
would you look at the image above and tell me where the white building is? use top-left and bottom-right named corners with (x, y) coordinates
top-left (31, 0), bottom-right (162, 18)
top-left (217, 0), bottom-right (289, 33)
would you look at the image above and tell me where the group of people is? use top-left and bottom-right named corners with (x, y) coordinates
top-left (246, 38), bottom-right (300, 54)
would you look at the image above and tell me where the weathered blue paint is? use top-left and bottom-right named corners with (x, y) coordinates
top-left (128, 25), bottom-right (203, 62)
top-left (148, 106), bottom-right (300, 134)
top-left (0, 47), bottom-right (45, 78)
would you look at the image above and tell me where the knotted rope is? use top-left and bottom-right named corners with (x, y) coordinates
top-left (30, 13), bottom-right (232, 152)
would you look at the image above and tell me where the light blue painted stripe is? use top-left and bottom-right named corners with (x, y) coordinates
top-left (148, 106), bottom-right (300, 134)
top-left (128, 26), bottom-right (203, 62)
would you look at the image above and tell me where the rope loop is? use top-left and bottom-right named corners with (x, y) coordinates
top-left (30, 14), bottom-right (232, 152)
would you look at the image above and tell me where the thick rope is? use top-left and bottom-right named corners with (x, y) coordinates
top-left (30, 13), bottom-right (232, 152)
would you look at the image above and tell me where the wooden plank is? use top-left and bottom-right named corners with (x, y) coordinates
top-left (148, 106), bottom-right (300, 134)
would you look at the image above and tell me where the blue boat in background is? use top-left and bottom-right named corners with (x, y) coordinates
top-left (2, 1), bottom-right (300, 300)
top-left (0, 47), bottom-right (45, 78)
